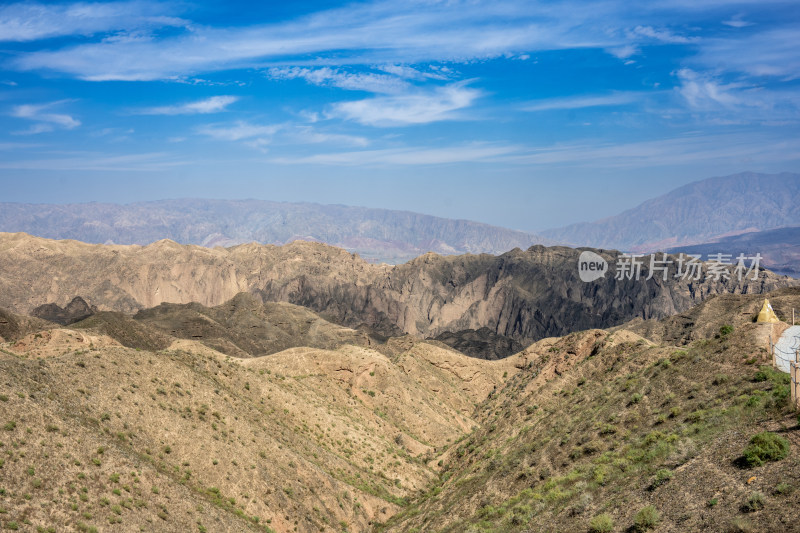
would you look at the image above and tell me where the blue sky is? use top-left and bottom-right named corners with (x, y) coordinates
top-left (0, 0), bottom-right (798, 232)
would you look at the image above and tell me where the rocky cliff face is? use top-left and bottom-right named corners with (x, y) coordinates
top-left (0, 232), bottom-right (795, 356)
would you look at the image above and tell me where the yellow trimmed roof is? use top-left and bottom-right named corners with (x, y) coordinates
top-left (756, 299), bottom-right (780, 323)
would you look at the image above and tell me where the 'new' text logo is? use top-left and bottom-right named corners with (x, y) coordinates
top-left (578, 251), bottom-right (608, 282)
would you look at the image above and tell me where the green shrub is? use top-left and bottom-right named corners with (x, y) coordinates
top-left (633, 505), bottom-right (659, 531)
top-left (742, 432), bottom-right (789, 467)
top-left (599, 424), bottom-right (617, 435)
top-left (589, 512), bottom-right (614, 533)
top-left (76, 523), bottom-right (98, 533)
top-left (650, 469), bottom-right (672, 489)
top-left (719, 325), bottom-right (734, 337)
top-left (728, 517), bottom-right (755, 533)
top-left (743, 491), bottom-right (765, 512)
top-left (753, 366), bottom-right (790, 386)
top-left (745, 395), bottom-right (760, 407)
top-left (774, 482), bottom-right (793, 495)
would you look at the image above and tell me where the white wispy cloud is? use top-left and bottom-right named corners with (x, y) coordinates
top-left (607, 45), bottom-right (639, 59)
top-left (268, 67), bottom-right (408, 94)
top-left (9, 0), bottom-right (623, 81)
top-left (6, 0), bottom-right (797, 86)
top-left (506, 132), bottom-right (800, 168)
top-left (694, 28), bottom-right (800, 79)
top-left (327, 81), bottom-right (482, 126)
top-left (270, 142), bottom-right (521, 165)
top-left (629, 25), bottom-right (696, 44)
top-left (11, 100), bottom-right (80, 134)
top-left (0, 1), bottom-right (186, 42)
top-left (673, 68), bottom-right (795, 115)
top-left (377, 64), bottom-right (449, 81)
top-left (136, 96), bottom-right (239, 115)
top-left (0, 151), bottom-right (186, 171)
top-left (675, 69), bottom-right (752, 109)
top-left (197, 121), bottom-right (281, 141)
top-left (674, 68), bottom-right (800, 123)
top-left (523, 92), bottom-right (644, 112)
top-left (196, 120), bottom-right (371, 151)
top-left (290, 126), bottom-right (369, 147)
top-left (722, 15), bottom-right (753, 28)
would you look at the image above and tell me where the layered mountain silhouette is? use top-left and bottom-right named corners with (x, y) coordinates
top-left (0, 198), bottom-right (550, 264)
top-left (542, 171), bottom-right (800, 252)
top-left (1, 171), bottom-right (796, 269)
top-left (666, 225), bottom-right (800, 276)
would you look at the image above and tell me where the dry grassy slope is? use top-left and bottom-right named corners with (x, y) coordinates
top-left (0, 325), bottom-right (517, 533)
top-left (381, 289), bottom-right (800, 532)
top-left (6, 328), bottom-right (122, 358)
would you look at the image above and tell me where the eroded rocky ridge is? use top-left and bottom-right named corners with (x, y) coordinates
top-left (0, 232), bottom-right (795, 354)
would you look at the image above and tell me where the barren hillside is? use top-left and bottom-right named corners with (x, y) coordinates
top-left (3, 288), bottom-right (800, 532)
top-left (0, 311), bottom-right (520, 532)
top-left (382, 287), bottom-right (800, 532)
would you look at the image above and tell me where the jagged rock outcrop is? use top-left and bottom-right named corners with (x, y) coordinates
top-left (434, 327), bottom-right (524, 360)
top-left (31, 296), bottom-right (97, 325)
top-left (0, 232), bottom-right (795, 357)
top-left (133, 292), bottom-right (372, 357)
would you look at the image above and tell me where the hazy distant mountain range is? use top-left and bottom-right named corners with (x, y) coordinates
top-left (0, 171), bottom-right (797, 267)
top-left (0, 199), bottom-right (549, 263)
top-left (665, 226), bottom-right (800, 275)
top-left (542, 171), bottom-right (800, 251)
